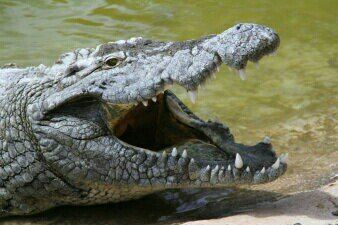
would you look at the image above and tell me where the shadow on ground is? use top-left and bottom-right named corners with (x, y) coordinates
top-left (0, 188), bottom-right (285, 225)
top-left (1, 184), bottom-right (337, 225)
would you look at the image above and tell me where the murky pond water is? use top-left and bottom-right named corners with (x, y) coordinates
top-left (0, 0), bottom-right (337, 224)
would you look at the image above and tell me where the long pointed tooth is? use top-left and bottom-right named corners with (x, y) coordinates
top-left (182, 149), bottom-right (188, 158)
top-left (210, 165), bottom-right (219, 184)
top-left (254, 62), bottom-right (259, 69)
top-left (271, 158), bottom-right (280, 169)
top-left (227, 165), bottom-right (232, 171)
top-left (238, 69), bottom-right (247, 80)
top-left (162, 150), bottom-right (167, 159)
top-left (212, 73), bottom-right (217, 79)
top-left (246, 166), bottom-right (250, 172)
top-left (164, 83), bottom-right (173, 90)
top-left (187, 90), bottom-right (198, 104)
top-left (212, 165), bottom-right (219, 172)
top-left (260, 167), bottom-right (266, 174)
top-left (254, 168), bottom-right (268, 184)
top-left (142, 101), bottom-right (148, 107)
top-left (200, 165), bottom-right (211, 182)
top-left (178, 150), bottom-right (189, 171)
top-left (280, 153), bottom-right (288, 163)
top-left (235, 153), bottom-right (244, 169)
top-left (171, 147), bottom-right (177, 157)
top-left (152, 97), bottom-right (157, 102)
top-left (156, 89), bottom-right (164, 95)
top-left (263, 136), bottom-right (271, 144)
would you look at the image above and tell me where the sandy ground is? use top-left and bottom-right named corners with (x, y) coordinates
top-left (183, 180), bottom-right (338, 225)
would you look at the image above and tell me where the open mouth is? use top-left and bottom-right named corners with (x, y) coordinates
top-left (39, 23), bottom-right (286, 187)
top-left (103, 87), bottom-right (287, 185)
top-left (111, 91), bottom-right (224, 158)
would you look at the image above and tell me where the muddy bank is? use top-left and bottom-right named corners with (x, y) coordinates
top-left (183, 179), bottom-right (338, 225)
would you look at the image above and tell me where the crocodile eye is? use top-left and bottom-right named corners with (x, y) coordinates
top-left (105, 57), bottom-right (120, 67)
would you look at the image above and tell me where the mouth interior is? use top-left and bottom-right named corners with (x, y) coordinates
top-left (105, 90), bottom-right (280, 169)
top-left (112, 93), bottom-right (213, 153)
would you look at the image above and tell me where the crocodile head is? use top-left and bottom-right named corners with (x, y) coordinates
top-left (26, 23), bottom-right (286, 208)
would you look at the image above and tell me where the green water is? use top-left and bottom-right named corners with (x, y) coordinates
top-left (0, 0), bottom-right (337, 224)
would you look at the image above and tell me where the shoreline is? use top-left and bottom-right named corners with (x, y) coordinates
top-left (183, 179), bottom-right (338, 225)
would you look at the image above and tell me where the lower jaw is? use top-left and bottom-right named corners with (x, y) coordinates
top-left (107, 91), bottom-right (287, 188)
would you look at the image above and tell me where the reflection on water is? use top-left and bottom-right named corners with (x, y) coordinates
top-left (0, 0), bottom-right (337, 224)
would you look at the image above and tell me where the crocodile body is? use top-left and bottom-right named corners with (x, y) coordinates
top-left (0, 23), bottom-right (286, 217)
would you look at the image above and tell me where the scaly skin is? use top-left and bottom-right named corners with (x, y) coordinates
top-left (0, 23), bottom-right (287, 217)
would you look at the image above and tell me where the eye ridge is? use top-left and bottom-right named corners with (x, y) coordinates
top-left (105, 57), bottom-right (121, 67)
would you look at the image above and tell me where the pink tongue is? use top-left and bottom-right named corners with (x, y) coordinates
top-left (163, 139), bottom-right (229, 162)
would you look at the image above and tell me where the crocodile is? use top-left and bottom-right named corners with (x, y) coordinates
top-left (0, 23), bottom-right (287, 217)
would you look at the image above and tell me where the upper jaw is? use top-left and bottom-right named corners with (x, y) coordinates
top-left (39, 24), bottom-right (279, 115)
top-left (120, 24), bottom-right (280, 103)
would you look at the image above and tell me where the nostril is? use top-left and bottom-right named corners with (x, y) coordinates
top-left (236, 24), bottom-right (242, 30)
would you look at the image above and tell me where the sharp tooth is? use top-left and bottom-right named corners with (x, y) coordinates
top-left (164, 83), bottom-right (173, 90)
top-left (216, 67), bottom-right (220, 72)
top-left (200, 165), bottom-right (211, 182)
top-left (152, 97), bottom-right (157, 102)
top-left (187, 90), bottom-right (198, 104)
top-left (182, 149), bottom-right (187, 158)
top-left (199, 83), bottom-right (205, 90)
top-left (246, 166), bottom-right (250, 172)
top-left (210, 165), bottom-right (219, 184)
top-left (280, 153), bottom-right (288, 163)
top-left (260, 167), bottom-right (266, 174)
top-left (263, 136), bottom-right (271, 144)
top-left (156, 89), bottom-right (163, 95)
top-left (271, 158), bottom-right (280, 169)
top-left (162, 150), bottom-right (167, 159)
top-left (254, 62), bottom-right (259, 69)
top-left (212, 73), bottom-right (216, 79)
top-left (213, 165), bottom-right (219, 172)
top-left (238, 69), bottom-right (247, 80)
top-left (171, 147), bottom-right (178, 157)
top-left (227, 165), bottom-right (232, 171)
top-left (142, 101), bottom-right (148, 107)
top-left (235, 153), bottom-right (244, 169)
